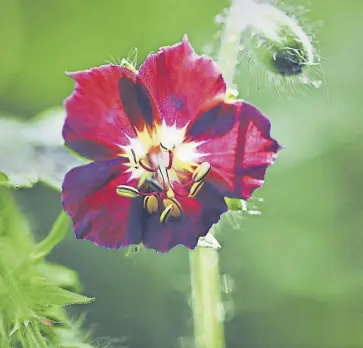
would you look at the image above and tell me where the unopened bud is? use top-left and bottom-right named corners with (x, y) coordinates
top-left (245, 2), bottom-right (314, 76)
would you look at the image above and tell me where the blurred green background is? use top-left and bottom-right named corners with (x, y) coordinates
top-left (1, 0), bottom-right (363, 347)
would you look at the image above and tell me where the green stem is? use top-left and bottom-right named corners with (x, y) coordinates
top-left (0, 250), bottom-right (29, 319)
top-left (30, 211), bottom-right (70, 261)
top-left (26, 321), bottom-right (48, 348)
top-left (189, 2), bottom-right (251, 347)
top-left (190, 248), bottom-right (224, 348)
top-left (218, 0), bottom-right (249, 86)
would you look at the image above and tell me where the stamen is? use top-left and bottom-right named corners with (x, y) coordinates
top-left (166, 151), bottom-right (173, 170)
top-left (160, 204), bottom-right (174, 223)
top-left (160, 142), bottom-right (169, 151)
top-left (189, 180), bottom-right (204, 198)
top-left (163, 198), bottom-right (183, 217)
top-left (130, 149), bottom-right (139, 168)
top-left (166, 187), bottom-right (175, 199)
top-left (158, 168), bottom-right (168, 191)
top-left (143, 195), bottom-right (159, 213)
top-left (163, 166), bottom-right (183, 198)
top-left (160, 143), bottom-right (176, 151)
top-left (116, 185), bottom-right (140, 198)
top-left (139, 159), bottom-right (159, 173)
top-left (192, 162), bottom-right (211, 182)
top-left (145, 178), bottom-right (163, 193)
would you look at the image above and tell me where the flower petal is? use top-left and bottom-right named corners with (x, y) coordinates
top-left (138, 35), bottom-right (226, 128)
top-left (186, 101), bottom-right (280, 200)
top-left (63, 65), bottom-right (156, 160)
top-left (142, 183), bottom-right (227, 253)
top-left (61, 157), bottom-right (145, 248)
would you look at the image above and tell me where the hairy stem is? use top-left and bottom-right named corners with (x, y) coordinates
top-left (218, 0), bottom-right (250, 86)
top-left (30, 211), bottom-right (70, 261)
top-left (190, 247), bottom-right (224, 348)
top-left (189, 1), bottom-right (251, 347)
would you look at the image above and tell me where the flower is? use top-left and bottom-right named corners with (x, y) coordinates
top-left (61, 36), bottom-right (280, 253)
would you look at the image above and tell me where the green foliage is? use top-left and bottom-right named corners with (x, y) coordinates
top-left (0, 189), bottom-right (97, 347)
top-left (0, 108), bottom-right (85, 190)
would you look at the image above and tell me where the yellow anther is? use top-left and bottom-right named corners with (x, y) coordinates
top-left (160, 204), bottom-right (174, 223)
top-left (189, 180), bottom-right (204, 198)
top-left (192, 162), bottom-right (211, 182)
top-left (163, 198), bottom-right (182, 217)
top-left (143, 195), bottom-right (159, 214)
top-left (116, 185), bottom-right (140, 198)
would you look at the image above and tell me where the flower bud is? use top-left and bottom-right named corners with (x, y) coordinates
top-left (244, 1), bottom-right (315, 76)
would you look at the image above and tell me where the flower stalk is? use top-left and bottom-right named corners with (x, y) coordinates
top-left (190, 247), bottom-right (225, 348)
top-left (189, 1), bottom-right (250, 348)
top-left (218, 0), bottom-right (249, 86)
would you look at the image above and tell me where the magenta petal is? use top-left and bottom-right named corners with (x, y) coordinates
top-left (232, 102), bottom-right (280, 199)
top-left (63, 65), bottom-right (155, 160)
top-left (138, 35), bottom-right (226, 128)
top-left (61, 158), bottom-right (145, 248)
top-left (187, 101), bottom-right (280, 200)
top-left (142, 183), bottom-right (227, 253)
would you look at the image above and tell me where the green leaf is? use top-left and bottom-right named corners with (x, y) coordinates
top-left (0, 189), bottom-right (35, 251)
top-left (0, 108), bottom-right (85, 190)
top-left (35, 263), bottom-right (82, 292)
top-left (26, 278), bottom-right (94, 309)
top-left (0, 173), bottom-right (9, 187)
top-left (46, 287), bottom-right (95, 307)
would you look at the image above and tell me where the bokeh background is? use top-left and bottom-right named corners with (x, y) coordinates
top-left (1, 0), bottom-right (363, 347)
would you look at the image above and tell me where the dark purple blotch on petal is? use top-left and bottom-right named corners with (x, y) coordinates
top-left (186, 103), bottom-right (236, 140)
top-left (118, 77), bottom-right (154, 128)
top-left (62, 129), bottom-right (121, 161)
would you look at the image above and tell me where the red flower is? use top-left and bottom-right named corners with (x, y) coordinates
top-left (61, 36), bottom-right (280, 252)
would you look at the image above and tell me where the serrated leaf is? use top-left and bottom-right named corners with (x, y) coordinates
top-left (23, 278), bottom-right (94, 310)
top-left (35, 263), bottom-right (82, 291)
top-left (46, 287), bottom-right (94, 307)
